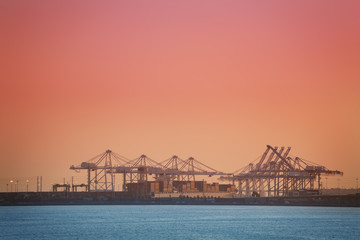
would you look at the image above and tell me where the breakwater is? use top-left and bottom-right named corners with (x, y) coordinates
top-left (1, 192), bottom-right (359, 207)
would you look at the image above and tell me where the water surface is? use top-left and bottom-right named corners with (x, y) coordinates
top-left (1, 205), bottom-right (359, 239)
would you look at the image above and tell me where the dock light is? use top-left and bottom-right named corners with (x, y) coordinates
top-left (26, 180), bottom-right (30, 192)
top-left (10, 180), bottom-right (13, 192)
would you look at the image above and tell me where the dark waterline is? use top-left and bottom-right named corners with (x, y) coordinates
top-left (1, 205), bottom-right (359, 240)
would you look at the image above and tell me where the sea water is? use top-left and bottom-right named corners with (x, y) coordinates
top-left (1, 205), bottom-right (359, 239)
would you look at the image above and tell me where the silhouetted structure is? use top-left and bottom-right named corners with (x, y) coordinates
top-left (70, 151), bottom-right (226, 194)
top-left (70, 146), bottom-right (342, 198)
top-left (220, 145), bottom-right (343, 197)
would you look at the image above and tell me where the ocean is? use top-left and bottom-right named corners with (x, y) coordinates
top-left (1, 205), bottom-right (359, 239)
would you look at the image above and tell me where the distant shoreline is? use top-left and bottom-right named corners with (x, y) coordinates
top-left (1, 192), bottom-right (359, 207)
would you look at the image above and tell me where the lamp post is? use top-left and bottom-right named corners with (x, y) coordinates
top-left (26, 180), bottom-right (30, 192)
top-left (15, 180), bottom-right (19, 192)
top-left (325, 177), bottom-right (328, 195)
top-left (10, 180), bottom-right (13, 192)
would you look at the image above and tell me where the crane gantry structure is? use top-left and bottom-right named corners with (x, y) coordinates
top-left (158, 155), bottom-right (224, 182)
top-left (70, 150), bottom-right (132, 192)
top-left (70, 150), bottom-right (225, 192)
top-left (70, 146), bottom-right (343, 197)
top-left (220, 145), bottom-right (343, 197)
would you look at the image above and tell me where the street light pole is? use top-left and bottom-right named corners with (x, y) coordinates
top-left (26, 180), bottom-right (30, 192)
top-left (10, 180), bottom-right (13, 192)
top-left (325, 177), bottom-right (328, 195)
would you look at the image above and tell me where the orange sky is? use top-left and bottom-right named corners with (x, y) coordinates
top-left (1, 1), bottom-right (359, 191)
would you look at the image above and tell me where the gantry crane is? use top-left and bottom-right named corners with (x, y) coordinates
top-left (70, 150), bottom-right (227, 192)
top-left (220, 145), bottom-right (343, 197)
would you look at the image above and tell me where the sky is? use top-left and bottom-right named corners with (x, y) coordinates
top-left (0, 0), bottom-right (359, 191)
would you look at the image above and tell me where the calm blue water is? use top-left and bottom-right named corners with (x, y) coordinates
top-left (0, 205), bottom-right (359, 239)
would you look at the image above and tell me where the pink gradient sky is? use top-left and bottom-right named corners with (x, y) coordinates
top-left (1, 1), bottom-right (359, 190)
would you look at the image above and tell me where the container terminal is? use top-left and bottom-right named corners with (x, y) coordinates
top-left (1, 145), bottom-right (359, 207)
